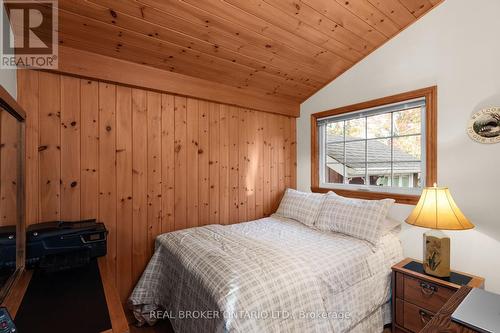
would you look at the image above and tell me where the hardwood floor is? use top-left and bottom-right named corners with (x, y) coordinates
top-left (129, 321), bottom-right (392, 332)
top-left (129, 320), bottom-right (173, 333)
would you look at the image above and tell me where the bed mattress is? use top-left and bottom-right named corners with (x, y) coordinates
top-left (129, 215), bottom-right (402, 333)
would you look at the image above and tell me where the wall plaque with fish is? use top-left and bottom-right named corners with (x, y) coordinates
top-left (467, 107), bottom-right (500, 144)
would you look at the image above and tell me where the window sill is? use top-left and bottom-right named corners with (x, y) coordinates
top-left (311, 186), bottom-right (419, 205)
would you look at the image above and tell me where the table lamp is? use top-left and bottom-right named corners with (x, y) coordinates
top-left (405, 184), bottom-right (474, 277)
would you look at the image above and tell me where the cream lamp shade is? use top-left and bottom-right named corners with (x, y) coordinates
top-left (405, 184), bottom-right (474, 230)
top-left (406, 184), bottom-right (474, 277)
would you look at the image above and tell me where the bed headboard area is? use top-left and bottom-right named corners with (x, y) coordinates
top-left (16, 68), bottom-right (296, 303)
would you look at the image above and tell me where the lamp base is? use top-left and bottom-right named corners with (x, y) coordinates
top-left (423, 230), bottom-right (450, 277)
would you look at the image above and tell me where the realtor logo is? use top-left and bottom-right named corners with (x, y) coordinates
top-left (1, 0), bottom-right (58, 69)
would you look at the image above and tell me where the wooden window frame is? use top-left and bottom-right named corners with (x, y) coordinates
top-left (311, 86), bottom-right (437, 205)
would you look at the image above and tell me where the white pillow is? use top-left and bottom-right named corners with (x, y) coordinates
top-left (382, 217), bottom-right (401, 235)
top-left (315, 192), bottom-right (395, 245)
top-left (275, 188), bottom-right (325, 227)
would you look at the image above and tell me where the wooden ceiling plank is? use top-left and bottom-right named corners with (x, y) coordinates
top-left (220, 0), bottom-right (358, 63)
top-left (178, 0), bottom-right (339, 66)
top-left (146, 0), bottom-right (326, 62)
top-left (56, 32), bottom-right (218, 80)
top-left (56, 10), bottom-right (313, 100)
top-left (428, 0), bottom-right (443, 5)
top-left (366, 0), bottom-right (416, 27)
top-left (44, 0), bottom-right (443, 104)
top-left (139, 0), bottom-right (351, 72)
top-left (263, 0), bottom-right (373, 54)
top-left (301, 0), bottom-right (387, 45)
top-left (54, 31), bottom-right (227, 87)
top-left (55, 46), bottom-right (301, 116)
top-left (89, 0), bottom-right (338, 79)
top-left (398, 0), bottom-right (434, 18)
top-left (334, 0), bottom-right (401, 37)
top-left (50, 31), bottom-right (305, 103)
top-left (227, 0), bottom-right (364, 62)
top-left (59, 1), bottom-right (323, 89)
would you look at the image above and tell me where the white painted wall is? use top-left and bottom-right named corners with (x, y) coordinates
top-left (0, 0), bottom-right (17, 98)
top-left (298, 0), bottom-right (500, 292)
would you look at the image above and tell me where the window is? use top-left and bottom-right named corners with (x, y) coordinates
top-left (311, 87), bottom-right (437, 204)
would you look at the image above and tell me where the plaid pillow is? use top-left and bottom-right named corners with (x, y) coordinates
top-left (315, 192), bottom-right (395, 245)
top-left (275, 188), bottom-right (325, 227)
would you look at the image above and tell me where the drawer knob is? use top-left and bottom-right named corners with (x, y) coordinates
top-left (419, 309), bottom-right (433, 324)
top-left (420, 281), bottom-right (437, 295)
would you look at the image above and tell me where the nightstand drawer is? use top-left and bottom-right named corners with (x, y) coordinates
top-left (396, 298), bottom-right (435, 332)
top-left (403, 275), bottom-right (455, 312)
top-left (392, 259), bottom-right (485, 333)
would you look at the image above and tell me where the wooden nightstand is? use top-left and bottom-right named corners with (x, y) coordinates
top-left (391, 258), bottom-right (484, 333)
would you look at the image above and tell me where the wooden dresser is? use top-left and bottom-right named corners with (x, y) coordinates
top-left (392, 258), bottom-right (484, 333)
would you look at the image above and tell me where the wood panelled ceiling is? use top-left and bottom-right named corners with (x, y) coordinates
top-left (48, 0), bottom-right (442, 103)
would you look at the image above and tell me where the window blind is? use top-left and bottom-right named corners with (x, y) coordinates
top-left (316, 98), bottom-right (426, 126)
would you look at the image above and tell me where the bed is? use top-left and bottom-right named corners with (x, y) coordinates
top-left (129, 214), bottom-right (403, 333)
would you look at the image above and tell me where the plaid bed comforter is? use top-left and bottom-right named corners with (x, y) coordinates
top-left (129, 216), bottom-right (403, 333)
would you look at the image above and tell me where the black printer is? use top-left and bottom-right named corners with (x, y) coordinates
top-left (26, 219), bottom-right (108, 271)
top-left (0, 225), bottom-right (16, 270)
top-left (0, 219), bottom-right (108, 272)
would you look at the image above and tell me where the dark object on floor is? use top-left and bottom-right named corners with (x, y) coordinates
top-left (0, 225), bottom-right (17, 270)
top-left (14, 259), bottom-right (111, 333)
top-left (0, 268), bottom-right (14, 288)
top-left (26, 219), bottom-right (108, 272)
top-left (129, 320), bottom-right (175, 333)
top-left (0, 307), bottom-right (16, 333)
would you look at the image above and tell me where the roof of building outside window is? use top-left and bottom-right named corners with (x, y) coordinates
top-left (326, 136), bottom-right (421, 176)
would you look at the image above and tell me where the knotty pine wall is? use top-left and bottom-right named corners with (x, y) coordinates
top-left (17, 69), bottom-right (297, 303)
top-left (0, 110), bottom-right (19, 227)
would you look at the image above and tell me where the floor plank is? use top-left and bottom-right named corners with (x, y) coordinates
top-left (129, 320), bottom-right (173, 333)
top-left (129, 321), bottom-right (392, 332)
